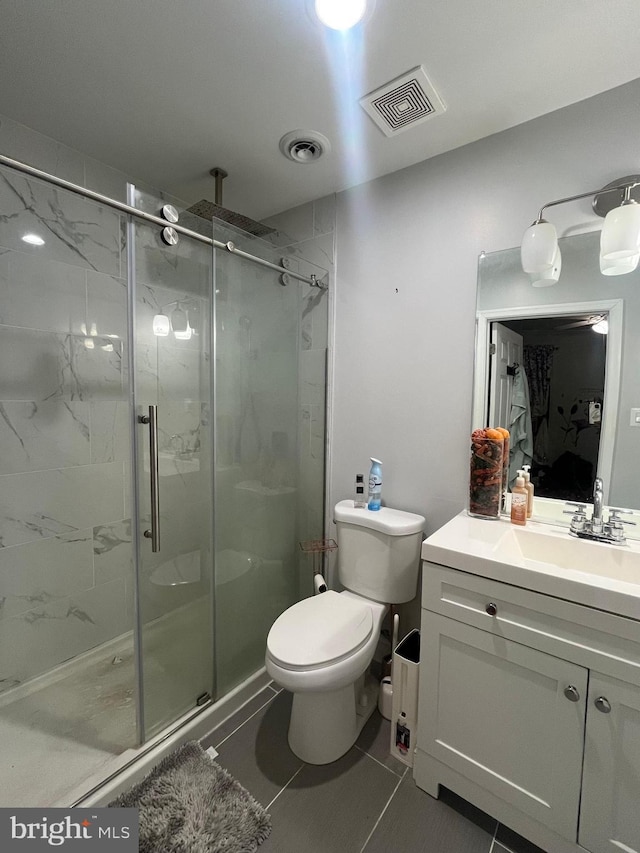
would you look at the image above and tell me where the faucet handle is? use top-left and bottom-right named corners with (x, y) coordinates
top-left (564, 503), bottom-right (587, 533)
top-left (563, 502), bottom-right (587, 516)
top-left (608, 508), bottom-right (637, 526)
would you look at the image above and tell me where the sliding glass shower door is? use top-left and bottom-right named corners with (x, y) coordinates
top-left (130, 190), bottom-right (214, 738)
top-left (212, 222), bottom-right (324, 695)
top-left (0, 155), bottom-right (328, 805)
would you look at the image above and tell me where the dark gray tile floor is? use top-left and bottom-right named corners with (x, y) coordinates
top-left (201, 685), bottom-right (547, 853)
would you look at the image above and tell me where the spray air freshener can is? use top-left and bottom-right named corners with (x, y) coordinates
top-left (367, 458), bottom-right (383, 511)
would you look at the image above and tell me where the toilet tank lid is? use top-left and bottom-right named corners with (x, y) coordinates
top-left (334, 500), bottom-right (425, 535)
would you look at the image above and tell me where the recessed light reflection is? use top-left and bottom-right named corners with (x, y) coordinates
top-left (22, 233), bottom-right (45, 246)
top-left (315, 0), bottom-right (366, 30)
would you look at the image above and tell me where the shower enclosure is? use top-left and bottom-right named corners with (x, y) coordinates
top-left (0, 157), bottom-right (328, 806)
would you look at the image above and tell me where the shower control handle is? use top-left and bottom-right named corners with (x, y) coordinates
top-left (139, 405), bottom-right (160, 552)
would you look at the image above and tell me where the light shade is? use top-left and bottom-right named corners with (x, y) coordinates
top-left (592, 318), bottom-right (608, 335)
top-left (599, 252), bottom-right (640, 276)
top-left (600, 201), bottom-right (640, 261)
top-left (173, 325), bottom-right (193, 341)
top-left (314, 0), bottom-right (367, 30)
top-left (521, 221), bottom-right (558, 274)
top-left (152, 313), bottom-right (170, 336)
top-left (530, 247), bottom-right (562, 287)
top-left (170, 306), bottom-right (188, 333)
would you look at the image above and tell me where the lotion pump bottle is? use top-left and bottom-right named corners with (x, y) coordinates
top-left (367, 458), bottom-right (383, 511)
top-left (522, 464), bottom-right (534, 518)
top-left (510, 476), bottom-right (528, 526)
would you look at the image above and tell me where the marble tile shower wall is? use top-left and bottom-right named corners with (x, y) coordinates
top-left (263, 197), bottom-right (334, 597)
top-left (0, 113), bottom-right (332, 688)
top-left (0, 166), bottom-right (132, 693)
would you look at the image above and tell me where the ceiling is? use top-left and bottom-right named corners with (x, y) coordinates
top-left (2, 0), bottom-right (640, 220)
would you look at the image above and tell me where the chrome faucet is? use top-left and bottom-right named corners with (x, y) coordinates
top-left (591, 477), bottom-right (604, 533)
top-left (564, 476), bottom-right (636, 545)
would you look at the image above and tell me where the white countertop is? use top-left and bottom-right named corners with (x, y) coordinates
top-left (422, 511), bottom-right (640, 622)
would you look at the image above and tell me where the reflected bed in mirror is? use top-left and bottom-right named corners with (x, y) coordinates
top-left (473, 229), bottom-right (639, 530)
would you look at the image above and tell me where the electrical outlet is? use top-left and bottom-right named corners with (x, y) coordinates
top-left (630, 408), bottom-right (640, 427)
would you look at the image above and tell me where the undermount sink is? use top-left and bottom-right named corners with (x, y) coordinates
top-left (494, 526), bottom-right (640, 585)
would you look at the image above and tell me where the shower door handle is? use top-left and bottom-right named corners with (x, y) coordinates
top-left (139, 405), bottom-right (160, 552)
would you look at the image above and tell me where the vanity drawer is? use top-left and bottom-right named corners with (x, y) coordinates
top-left (422, 561), bottom-right (640, 683)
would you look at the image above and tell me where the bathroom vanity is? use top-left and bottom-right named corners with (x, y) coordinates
top-left (413, 512), bottom-right (640, 853)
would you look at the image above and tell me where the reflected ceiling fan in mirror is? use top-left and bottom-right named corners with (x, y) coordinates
top-left (555, 315), bottom-right (608, 334)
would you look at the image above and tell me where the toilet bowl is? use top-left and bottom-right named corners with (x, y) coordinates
top-left (266, 501), bottom-right (426, 765)
top-left (266, 590), bottom-right (386, 764)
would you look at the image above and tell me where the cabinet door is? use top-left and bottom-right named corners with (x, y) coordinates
top-left (579, 673), bottom-right (640, 853)
top-left (419, 611), bottom-right (587, 841)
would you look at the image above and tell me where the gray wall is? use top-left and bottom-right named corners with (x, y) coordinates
top-left (328, 78), bottom-right (640, 626)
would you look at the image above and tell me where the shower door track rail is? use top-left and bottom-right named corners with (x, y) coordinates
top-left (0, 153), bottom-right (327, 288)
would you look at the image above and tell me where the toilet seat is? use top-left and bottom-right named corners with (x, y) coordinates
top-left (267, 591), bottom-right (373, 671)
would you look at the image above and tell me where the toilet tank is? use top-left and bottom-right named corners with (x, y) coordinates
top-left (334, 501), bottom-right (426, 604)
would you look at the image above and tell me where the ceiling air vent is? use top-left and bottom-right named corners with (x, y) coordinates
top-left (360, 66), bottom-right (446, 137)
top-left (279, 130), bottom-right (331, 164)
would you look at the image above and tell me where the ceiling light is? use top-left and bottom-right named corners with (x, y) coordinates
top-left (21, 233), bottom-right (45, 246)
top-left (314, 0), bottom-right (367, 30)
top-left (592, 318), bottom-right (609, 334)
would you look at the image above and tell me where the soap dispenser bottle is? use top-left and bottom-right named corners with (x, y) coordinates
top-left (510, 475), bottom-right (528, 526)
top-left (522, 464), bottom-right (534, 518)
top-left (367, 458), bottom-right (383, 511)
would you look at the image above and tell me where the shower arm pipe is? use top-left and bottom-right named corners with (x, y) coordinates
top-left (0, 153), bottom-right (327, 288)
top-left (535, 180), bottom-right (640, 222)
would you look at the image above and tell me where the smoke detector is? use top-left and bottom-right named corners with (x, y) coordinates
top-left (360, 66), bottom-right (446, 137)
top-left (279, 130), bottom-right (331, 164)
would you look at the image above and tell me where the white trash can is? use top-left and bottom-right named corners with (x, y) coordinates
top-left (389, 629), bottom-right (420, 767)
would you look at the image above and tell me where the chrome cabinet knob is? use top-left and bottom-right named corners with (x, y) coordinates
top-left (594, 696), bottom-right (611, 713)
top-left (564, 685), bottom-right (580, 702)
top-left (485, 602), bottom-right (498, 617)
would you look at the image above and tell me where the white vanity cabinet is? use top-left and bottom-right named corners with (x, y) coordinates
top-left (414, 561), bottom-right (640, 853)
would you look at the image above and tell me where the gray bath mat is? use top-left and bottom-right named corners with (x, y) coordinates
top-left (109, 741), bottom-right (271, 853)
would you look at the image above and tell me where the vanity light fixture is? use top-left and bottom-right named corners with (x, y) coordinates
top-left (521, 175), bottom-right (640, 282)
top-left (592, 318), bottom-right (609, 335)
top-left (152, 313), bottom-right (171, 337)
top-left (529, 248), bottom-right (562, 287)
top-left (599, 252), bottom-right (640, 276)
top-left (600, 184), bottom-right (640, 262)
top-left (153, 300), bottom-right (197, 340)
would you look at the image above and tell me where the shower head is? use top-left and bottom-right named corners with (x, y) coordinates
top-left (187, 168), bottom-right (275, 238)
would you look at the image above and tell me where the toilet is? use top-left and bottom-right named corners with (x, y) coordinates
top-left (265, 499), bottom-right (425, 764)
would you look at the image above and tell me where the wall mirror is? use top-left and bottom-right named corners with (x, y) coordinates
top-left (473, 229), bottom-right (639, 523)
